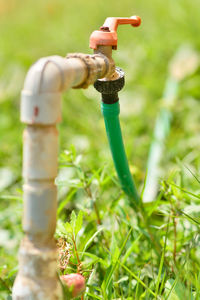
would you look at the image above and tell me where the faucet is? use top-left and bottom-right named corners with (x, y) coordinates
top-left (13, 16), bottom-right (141, 299)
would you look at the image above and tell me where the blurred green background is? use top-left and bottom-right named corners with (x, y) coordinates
top-left (0, 0), bottom-right (200, 173)
top-left (0, 0), bottom-right (200, 298)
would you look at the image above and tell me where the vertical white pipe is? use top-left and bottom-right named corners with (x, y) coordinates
top-left (13, 56), bottom-right (86, 299)
top-left (13, 54), bottom-right (110, 299)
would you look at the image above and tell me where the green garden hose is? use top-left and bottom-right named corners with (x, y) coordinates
top-left (94, 67), bottom-right (140, 205)
top-left (101, 101), bottom-right (140, 205)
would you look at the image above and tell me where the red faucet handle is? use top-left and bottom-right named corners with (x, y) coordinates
top-left (89, 16), bottom-right (141, 50)
top-left (102, 16), bottom-right (141, 32)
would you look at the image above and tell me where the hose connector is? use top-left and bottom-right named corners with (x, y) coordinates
top-left (94, 67), bottom-right (124, 104)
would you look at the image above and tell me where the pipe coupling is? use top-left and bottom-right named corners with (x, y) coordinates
top-left (66, 53), bottom-right (109, 89)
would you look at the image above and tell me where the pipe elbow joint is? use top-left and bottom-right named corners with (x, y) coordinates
top-left (21, 55), bottom-right (87, 125)
top-left (21, 56), bottom-right (66, 125)
top-left (20, 53), bottom-right (111, 125)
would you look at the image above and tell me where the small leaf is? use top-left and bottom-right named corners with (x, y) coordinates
top-left (70, 211), bottom-right (77, 231)
top-left (74, 154), bottom-right (83, 166)
top-left (110, 235), bottom-right (120, 263)
top-left (65, 222), bottom-right (73, 234)
top-left (81, 251), bottom-right (108, 267)
top-left (56, 219), bottom-right (67, 236)
top-left (70, 144), bottom-right (77, 161)
top-left (75, 210), bottom-right (83, 235)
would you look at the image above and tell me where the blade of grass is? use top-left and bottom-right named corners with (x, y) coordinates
top-left (102, 228), bottom-right (132, 293)
top-left (135, 269), bottom-right (141, 299)
top-left (57, 189), bottom-right (76, 217)
top-left (81, 227), bottom-right (104, 259)
top-left (159, 270), bottom-right (166, 295)
top-left (195, 270), bottom-right (200, 300)
top-left (86, 292), bottom-right (102, 299)
top-left (155, 219), bottom-right (169, 297)
top-left (122, 233), bottom-right (142, 264)
top-left (179, 210), bottom-right (200, 225)
top-left (183, 164), bottom-right (200, 184)
top-left (169, 182), bottom-right (200, 200)
top-left (119, 261), bottom-right (157, 298)
top-left (165, 277), bottom-right (179, 300)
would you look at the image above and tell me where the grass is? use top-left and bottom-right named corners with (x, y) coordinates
top-left (0, 0), bottom-right (200, 299)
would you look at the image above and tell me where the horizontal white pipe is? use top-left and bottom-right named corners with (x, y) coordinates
top-left (23, 56), bottom-right (87, 93)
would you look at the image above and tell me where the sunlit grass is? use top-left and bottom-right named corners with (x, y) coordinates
top-left (0, 0), bottom-right (200, 298)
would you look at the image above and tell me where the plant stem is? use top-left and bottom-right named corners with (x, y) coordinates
top-left (72, 235), bottom-right (81, 266)
top-left (0, 277), bottom-right (11, 293)
top-left (173, 211), bottom-right (177, 264)
top-left (85, 186), bottom-right (101, 225)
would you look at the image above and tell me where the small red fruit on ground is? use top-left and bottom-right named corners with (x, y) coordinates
top-left (60, 273), bottom-right (85, 298)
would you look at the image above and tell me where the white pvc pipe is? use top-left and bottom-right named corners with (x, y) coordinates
top-left (13, 53), bottom-right (112, 299)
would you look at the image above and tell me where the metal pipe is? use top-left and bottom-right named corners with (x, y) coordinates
top-left (13, 54), bottom-right (112, 300)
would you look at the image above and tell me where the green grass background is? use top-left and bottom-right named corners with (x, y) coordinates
top-left (0, 0), bottom-right (200, 299)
